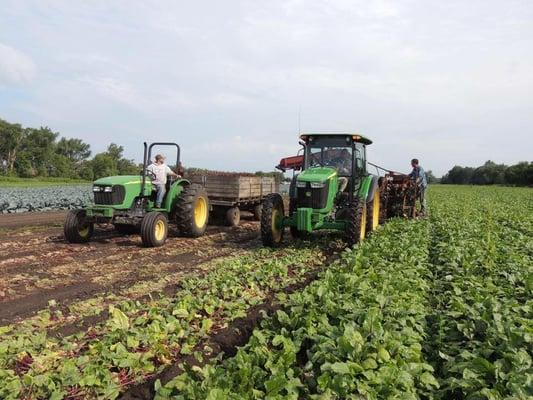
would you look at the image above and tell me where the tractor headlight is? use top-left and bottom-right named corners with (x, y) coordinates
top-left (93, 186), bottom-right (102, 192)
top-left (103, 186), bottom-right (113, 192)
top-left (310, 182), bottom-right (325, 189)
top-left (296, 181), bottom-right (307, 188)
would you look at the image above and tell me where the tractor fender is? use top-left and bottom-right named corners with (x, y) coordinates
top-left (365, 176), bottom-right (380, 203)
top-left (357, 175), bottom-right (374, 201)
top-left (163, 178), bottom-right (190, 210)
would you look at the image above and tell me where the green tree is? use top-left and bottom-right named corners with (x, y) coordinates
top-left (56, 138), bottom-right (91, 163)
top-left (0, 119), bottom-right (25, 175)
top-left (90, 154), bottom-right (118, 179)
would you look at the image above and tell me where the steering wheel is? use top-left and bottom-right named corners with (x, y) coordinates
top-left (145, 170), bottom-right (157, 181)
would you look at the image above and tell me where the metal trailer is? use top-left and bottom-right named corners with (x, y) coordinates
top-left (187, 173), bottom-right (278, 226)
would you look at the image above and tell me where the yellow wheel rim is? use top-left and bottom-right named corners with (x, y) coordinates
top-left (194, 197), bottom-right (208, 228)
top-left (271, 207), bottom-right (283, 243)
top-left (78, 226), bottom-right (89, 237)
top-left (154, 219), bottom-right (166, 241)
top-left (372, 189), bottom-right (380, 230)
top-left (360, 205), bottom-right (367, 241)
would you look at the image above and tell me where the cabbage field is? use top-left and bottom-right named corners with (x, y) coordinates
top-left (0, 185), bottom-right (91, 213)
top-left (0, 185), bottom-right (531, 399)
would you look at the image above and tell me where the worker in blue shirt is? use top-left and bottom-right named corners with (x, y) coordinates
top-left (408, 158), bottom-right (428, 215)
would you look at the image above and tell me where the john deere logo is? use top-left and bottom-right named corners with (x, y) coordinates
top-left (306, 191), bottom-right (311, 197)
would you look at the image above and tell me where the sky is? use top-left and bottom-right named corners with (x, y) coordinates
top-left (0, 0), bottom-right (532, 177)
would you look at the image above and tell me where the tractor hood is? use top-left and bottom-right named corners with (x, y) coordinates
top-left (297, 167), bottom-right (337, 183)
top-left (93, 175), bottom-right (147, 186)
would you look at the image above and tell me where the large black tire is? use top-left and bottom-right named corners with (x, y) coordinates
top-left (344, 200), bottom-right (367, 247)
top-left (289, 197), bottom-right (307, 239)
top-left (365, 187), bottom-right (381, 236)
top-left (226, 207), bottom-right (240, 227)
top-left (64, 209), bottom-right (94, 243)
top-left (175, 184), bottom-right (209, 237)
top-left (140, 212), bottom-right (168, 247)
top-left (261, 193), bottom-right (285, 247)
top-left (114, 224), bottom-right (138, 235)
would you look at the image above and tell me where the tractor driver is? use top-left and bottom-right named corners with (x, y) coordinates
top-left (147, 154), bottom-right (178, 208)
top-left (324, 148), bottom-right (351, 192)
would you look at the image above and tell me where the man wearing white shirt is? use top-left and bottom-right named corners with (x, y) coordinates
top-left (146, 154), bottom-right (178, 208)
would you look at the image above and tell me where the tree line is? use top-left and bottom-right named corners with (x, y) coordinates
top-left (0, 118), bottom-right (285, 182)
top-left (0, 118), bottom-right (139, 180)
top-left (441, 160), bottom-right (532, 186)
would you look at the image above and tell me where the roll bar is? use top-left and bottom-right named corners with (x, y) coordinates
top-left (140, 142), bottom-right (181, 198)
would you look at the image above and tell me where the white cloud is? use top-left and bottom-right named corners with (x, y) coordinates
top-left (0, 43), bottom-right (36, 84)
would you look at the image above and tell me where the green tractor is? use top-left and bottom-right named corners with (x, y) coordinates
top-left (261, 133), bottom-right (381, 247)
top-left (64, 142), bottom-right (209, 247)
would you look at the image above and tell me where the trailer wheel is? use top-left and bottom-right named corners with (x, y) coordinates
top-left (64, 210), bottom-right (94, 243)
top-left (226, 207), bottom-right (240, 227)
top-left (175, 184), bottom-right (209, 237)
top-left (365, 187), bottom-right (381, 235)
top-left (261, 193), bottom-right (285, 247)
top-left (140, 212), bottom-right (168, 247)
top-left (345, 200), bottom-right (366, 247)
top-left (253, 204), bottom-right (262, 221)
top-left (114, 224), bottom-right (138, 235)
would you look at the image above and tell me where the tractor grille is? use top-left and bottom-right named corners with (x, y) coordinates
top-left (296, 181), bottom-right (329, 209)
top-left (94, 185), bottom-right (125, 205)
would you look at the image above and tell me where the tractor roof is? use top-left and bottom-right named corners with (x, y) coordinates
top-left (299, 132), bottom-right (372, 145)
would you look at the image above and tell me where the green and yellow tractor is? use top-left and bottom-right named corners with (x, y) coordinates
top-left (261, 133), bottom-right (381, 247)
top-left (64, 142), bottom-right (209, 247)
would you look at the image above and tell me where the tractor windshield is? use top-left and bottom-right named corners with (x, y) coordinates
top-left (308, 146), bottom-right (353, 176)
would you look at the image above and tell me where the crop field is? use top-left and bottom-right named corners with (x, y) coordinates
top-left (0, 185), bottom-right (91, 214)
top-left (0, 185), bottom-right (531, 399)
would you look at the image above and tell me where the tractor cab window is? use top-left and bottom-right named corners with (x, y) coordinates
top-left (355, 143), bottom-right (365, 173)
top-left (308, 146), bottom-right (353, 176)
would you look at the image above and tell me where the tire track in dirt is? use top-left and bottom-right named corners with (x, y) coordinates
top-left (0, 220), bottom-right (261, 325)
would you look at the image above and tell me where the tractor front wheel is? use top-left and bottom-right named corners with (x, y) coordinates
top-left (261, 193), bottom-right (285, 247)
top-left (64, 209), bottom-right (94, 243)
top-left (344, 200), bottom-right (367, 247)
top-left (175, 184), bottom-right (209, 237)
top-left (140, 212), bottom-right (168, 247)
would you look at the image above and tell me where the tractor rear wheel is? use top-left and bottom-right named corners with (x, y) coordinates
top-left (365, 187), bottom-right (381, 235)
top-left (175, 184), bottom-right (209, 237)
top-left (226, 207), bottom-right (240, 226)
top-left (114, 223), bottom-right (138, 235)
top-left (140, 212), bottom-right (168, 247)
top-left (261, 193), bottom-right (285, 247)
top-left (64, 209), bottom-right (94, 243)
top-left (344, 200), bottom-right (367, 247)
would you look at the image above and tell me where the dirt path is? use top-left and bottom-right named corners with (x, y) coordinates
top-left (0, 214), bottom-right (261, 325)
top-left (0, 211), bottom-right (67, 228)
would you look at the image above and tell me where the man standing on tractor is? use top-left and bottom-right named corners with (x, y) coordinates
top-left (409, 158), bottom-right (428, 215)
top-left (147, 154), bottom-right (178, 208)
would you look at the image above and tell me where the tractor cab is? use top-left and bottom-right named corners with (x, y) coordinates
top-left (300, 133), bottom-right (371, 198)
